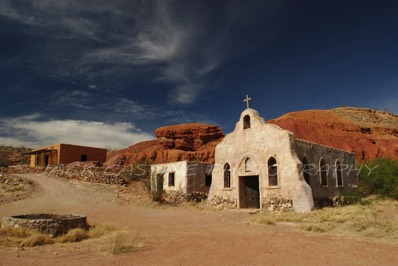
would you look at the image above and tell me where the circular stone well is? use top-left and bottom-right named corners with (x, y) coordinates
top-left (2, 214), bottom-right (88, 236)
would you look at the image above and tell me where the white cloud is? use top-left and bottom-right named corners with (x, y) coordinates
top-left (0, 115), bottom-right (154, 149)
top-left (0, 0), bottom-right (283, 106)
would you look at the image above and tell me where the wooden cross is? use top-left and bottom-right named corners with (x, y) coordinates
top-left (243, 94), bottom-right (252, 109)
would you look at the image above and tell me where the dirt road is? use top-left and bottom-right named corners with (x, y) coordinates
top-left (0, 174), bottom-right (397, 265)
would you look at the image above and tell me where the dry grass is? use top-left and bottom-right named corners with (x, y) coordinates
top-left (0, 223), bottom-right (119, 248)
top-left (88, 224), bottom-right (118, 238)
top-left (0, 224), bottom-right (54, 247)
top-left (105, 232), bottom-right (139, 255)
top-left (253, 199), bottom-right (398, 240)
top-left (22, 234), bottom-right (54, 247)
top-left (254, 215), bottom-right (276, 225)
top-left (57, 228), bottom-right (89, 243)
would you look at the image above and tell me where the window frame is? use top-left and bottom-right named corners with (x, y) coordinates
top-left (243, 115), bottom-right (251, 129)
top-left (319, 158), bottom-right (328, 187)
top-left (224, 163), bottom-right (231, 188)
top-left (168, 172), bottom-right (175, 187)
top-left (335, 160), bottom-right (344, 187)
top-left (268, 157), bottom-right (279, 187)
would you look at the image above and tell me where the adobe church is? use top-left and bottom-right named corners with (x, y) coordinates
top-left (151, 96), bottom-right (358, 212)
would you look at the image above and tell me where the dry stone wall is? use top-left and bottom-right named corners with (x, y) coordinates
top-left (2, 214), bottom-right (88, 236)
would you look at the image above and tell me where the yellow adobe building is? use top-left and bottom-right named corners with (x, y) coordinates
top-left (27, 143), bottom-right (107, 167)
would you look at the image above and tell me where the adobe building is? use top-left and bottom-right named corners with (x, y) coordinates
top-left (151, 161), bottom-right (213, 196)
top-left (27, 143), bottom-right (107, 167)
top-left (207, 97), bottom-right (358, 212)
top-left (151, 96), bottom-right (358, 212)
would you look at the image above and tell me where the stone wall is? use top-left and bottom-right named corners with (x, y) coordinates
top-left (1, 163), bottom-right (143, 186)
top-left (295, 139), bottom-right (358, 200)
top-left (262, 197), bottom-right (293, 211)
top-left (2, 214), bottom-right (88, 236)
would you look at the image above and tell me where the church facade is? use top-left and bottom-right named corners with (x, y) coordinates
top-left (207, 107), bottom-right (358, 212)
top-left (150, 98), bottom-right (358, 212)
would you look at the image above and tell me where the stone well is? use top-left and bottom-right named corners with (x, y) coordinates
top-left (2, 214), bottom-right (88, 236)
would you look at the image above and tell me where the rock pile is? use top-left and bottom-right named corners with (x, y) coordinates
top-left (0, 165), bottom-right (44, 175)
top-left (262, 197), bottom-right (293, 212)
top-left (44, 163), bottom-right (131, 186)
top-left (209, 196), bottom-right (237, 209)
top-left (161, 190), bottom-right (209, 203)
top-left (0, 175), bottom-right (24, 186)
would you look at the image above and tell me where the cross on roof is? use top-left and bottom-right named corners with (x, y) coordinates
top-left (243, 95), bottom-right (252, 109)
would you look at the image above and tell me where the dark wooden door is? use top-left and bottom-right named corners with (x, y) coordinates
top-left (245, 176), bottom-right (259, 208)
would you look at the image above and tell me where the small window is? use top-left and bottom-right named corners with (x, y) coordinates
top-left (336, 160), bottom-right (343, 187)
top-left (268, 157), bottom-right (278, 186)
top-left (205, 174), bottom-right (212, 187)
top-left (245, 157), bottom-right (252, 172)
top-left (319, 158), bottom-right (328, 186)
top-left (168, 172), bottom-right (175, 187)
top-left (224, 163), bottom-right (231, 188)
top-left (81, 154), bottom-right (88, 162)
top-left (243, 115), bottom-right (251, 129)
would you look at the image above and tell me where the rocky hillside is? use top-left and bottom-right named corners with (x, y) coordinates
top-left (268, 107), bottom-right (398, 161)
top-left (0, 146), bottom-right (31, 166)
top-left (106, 123), bottom-right (224, 166)
top-left (108, 107), bottom-right (397, 166)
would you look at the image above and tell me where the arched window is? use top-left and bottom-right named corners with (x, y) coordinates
top-left (302, 156), bottom-right (310, 185)
top-left (224, 163), bottom-right (231, 188)
top-left (336, 160), bottom-right (343, 187)
top-left (268, 157), bottom-right (278, 186)
top-left (319, 158), bottom-right (328, 186)
top-left (243, 115), bottom-right (251, 129)
top-left (245, 157), bottom-right (252, 172)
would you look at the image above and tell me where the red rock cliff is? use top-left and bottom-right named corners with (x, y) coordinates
top-left (268, 107), bottom-right (398, 161)
top-left (106, 123), bottom-right (224, 166)
top-left (107, 107), bottom-right (397, 166)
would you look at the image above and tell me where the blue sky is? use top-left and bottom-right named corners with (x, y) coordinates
top-left (0, 0), bottom-right (397, 149)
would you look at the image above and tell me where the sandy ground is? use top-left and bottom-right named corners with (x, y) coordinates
top-left (0, 174), bottom-right (397, 266)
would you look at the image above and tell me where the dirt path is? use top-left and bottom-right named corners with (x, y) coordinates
top-left (0, 174), bottom-right (397, 265)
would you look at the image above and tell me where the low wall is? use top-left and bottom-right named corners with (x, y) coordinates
top-left (2, 214), bottom-right (88, 236)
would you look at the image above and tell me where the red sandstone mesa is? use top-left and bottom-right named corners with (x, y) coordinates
top-left (107, 107), bottom-right (397, 165)
top-left (106, 123), bottom-right (225, 166)
top-left (268, 107), bottom-right (398, 161)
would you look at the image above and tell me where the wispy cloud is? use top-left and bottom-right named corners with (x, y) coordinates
top-left (0, 115), bottom-right (153, 149)
top-left (0, 0), bottom-right (283, 106)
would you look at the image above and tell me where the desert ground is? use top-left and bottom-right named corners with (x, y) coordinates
top-left (0, 174), bottom-right (397, 265)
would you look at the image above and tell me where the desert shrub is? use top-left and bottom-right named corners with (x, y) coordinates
top-left (57, 228), bottom-right (89, 243)
top-left (0, 225), bottom-right (31, 238)
top-left (88, 224), bottom-right (117, 238)
top-left (106, 232), bottom-right (136, 255)
top-left (22, 234), bottom-right (54, 247)
top-left (0, 223), bottom-right (119, 247)
top-left (358, 158), bottom-right (398, 199)
top-left (338, 190), bottom-right (369, 206)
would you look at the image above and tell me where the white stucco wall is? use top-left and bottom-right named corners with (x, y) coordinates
top-left (151, 161), bottom-right (189, 194)
top-left (150, 161), bottom-right (214, 195)
top-left (208, 108), bottom-right (314, 212)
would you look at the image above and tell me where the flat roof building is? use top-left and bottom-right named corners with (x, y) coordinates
top-left (27, 143), bottom-right (107, 167)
